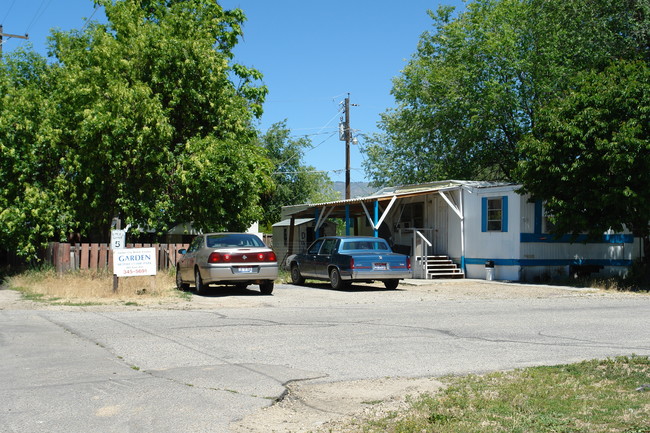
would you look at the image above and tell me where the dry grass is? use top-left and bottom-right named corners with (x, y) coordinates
top-left (6, 267), bottom-right (186, 305)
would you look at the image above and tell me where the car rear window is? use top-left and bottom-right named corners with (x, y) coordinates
top-left (340, 240), bottom-right (390, 252)
top-left (206, 234), bottom-right (265, 248)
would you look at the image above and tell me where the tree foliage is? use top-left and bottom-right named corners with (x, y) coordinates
top-left (0, 0), bottom-right (272, 258)
top-left (258, 121), bottom-right (336, 229)
top-left (363, 0), bottom-right (650, 246)
top-left (364, 0), bottom-right (534, 186)
top-left (363, 0), bottom-right (650, 188)
top-left (516, 0), bottom-right (650, 240)
top-left (517, 62), bottom-right (650, 239)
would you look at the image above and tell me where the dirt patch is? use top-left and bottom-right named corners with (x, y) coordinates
top-left (231, 376), bottom-right (445, 433)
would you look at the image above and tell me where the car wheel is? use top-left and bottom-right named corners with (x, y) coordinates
top-left (176, 267), bottom-right (189, 291)
top-left (291, 264), bottom-right (305, 285)
top-left (259, 281), bottom-right (274, 295)
top-left (194, 268), bottom-right (208, 295)
top-left (383, 279), bottom-right (399, 290)
top-left (329, 268), bottom-right (349, 290)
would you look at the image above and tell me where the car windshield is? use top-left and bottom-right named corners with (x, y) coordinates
top-left (340, 239), bottom-right (390, 252)
top-left (206, 234), bottom-right (265, 248)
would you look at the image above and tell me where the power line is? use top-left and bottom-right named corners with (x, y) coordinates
top-left (1, 0), bottom-right (18, 24)
top-left (81, 4), bottom-right (101, 31)
top-left (272, 167), bottom-right (365, 176)
top-left (274, 131), bottom-right (338, 171)
top-left (25, 0), bottom-right (52, 34)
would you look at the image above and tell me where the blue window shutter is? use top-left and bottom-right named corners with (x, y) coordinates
top-left (534, 200), bottom-right (542, 234)
top-left (502, 196), bottom-right (509, 232)
top-left (481, 197), bottom-right (488, 232)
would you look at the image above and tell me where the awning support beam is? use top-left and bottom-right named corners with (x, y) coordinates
top-left (314, 206), bottom-right (334, 234)
top-left (439, 190), bottom-right (463, 220)
top-left (360, 195), bottom-right (397, 231)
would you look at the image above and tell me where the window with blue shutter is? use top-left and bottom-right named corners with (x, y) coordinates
top-left (482, 196), bottom-right (508, 232)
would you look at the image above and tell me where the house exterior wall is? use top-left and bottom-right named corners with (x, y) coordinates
top-left (462, 185), bottom-right (640, 281)
top-left (444, 190), bottom-right (463, 263)
top-left (517, 196), bottom-right (639, 281)
top-left (463, 185), bottom-right (522, 280)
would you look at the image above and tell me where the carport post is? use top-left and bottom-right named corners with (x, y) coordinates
top-left (345, 205), bottom-right (350, 236)
top-left (374, 200), bottom-right (379, 237)
top-left (287, 216), bottom-right (295, 256)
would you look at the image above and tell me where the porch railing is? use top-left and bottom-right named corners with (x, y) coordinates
top-left (411, 229), bottom-right (433, 279)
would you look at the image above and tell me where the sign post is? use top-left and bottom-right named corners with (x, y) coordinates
top-left (110, 225), bottom-right (132, 292)
top-left (111, 248), bottom-right (157, 292)
top-left (110, 230), bottom-right (126, 250)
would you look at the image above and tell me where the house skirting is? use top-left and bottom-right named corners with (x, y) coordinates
top-left (463, 258), bottom-right (634, 281)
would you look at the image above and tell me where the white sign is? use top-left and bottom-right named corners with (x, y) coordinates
top-left (112, 248), bottom-right (157, 277)
top-left (110, 230), bottom-right (126, 250)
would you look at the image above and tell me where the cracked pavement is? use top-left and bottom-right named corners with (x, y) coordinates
top-left (1, 281), bottom-right (649, 432)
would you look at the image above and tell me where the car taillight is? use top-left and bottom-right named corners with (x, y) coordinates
top-left (255, 252), bottom-right (277, 262)
top-left (208, 252), bottom-right (232, 263)
top-left (350, 257), bottom-right (355, 269)
top-left (406, 257), bottom-right (411, 270)
top-left (209, 251), bottom-right (276, 263)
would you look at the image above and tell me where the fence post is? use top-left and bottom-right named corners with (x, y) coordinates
top-left (59, 243), bottom-right (71, 273)
top-left (90, 244), bottom-right (99, 271)
top-left (99, 244), bottom-right (108, 271)
top-left (80, 244), bottom-right (89, 270)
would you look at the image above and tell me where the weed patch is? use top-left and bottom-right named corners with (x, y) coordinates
top-left (6, 267), bottom-right (185, 305)
top-left (362, 356), bottom-right (650, 433)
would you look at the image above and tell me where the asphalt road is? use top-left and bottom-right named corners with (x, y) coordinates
top-left (1, 281), bottom-right (649, 432)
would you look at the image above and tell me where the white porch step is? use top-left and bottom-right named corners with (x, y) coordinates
top-left (421, 255), bottom-right (464, 279)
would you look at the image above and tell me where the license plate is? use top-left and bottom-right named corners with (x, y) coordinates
top-left (238, 267), bottom-right (253, 273)
top-left (373, 263), bottom-right (388, 271)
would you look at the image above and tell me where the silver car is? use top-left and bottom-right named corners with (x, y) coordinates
top-left (176, 233), bottom-right (278, 295)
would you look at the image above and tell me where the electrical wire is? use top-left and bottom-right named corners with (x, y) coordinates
top-left (25, 0), bottom-right (52, 34)
top-left (274, 130), bottom-right (338, 172)
top-left (1, 0), bottom-right (18, 24)
top-left (80, 4), bottom-right (100, 31)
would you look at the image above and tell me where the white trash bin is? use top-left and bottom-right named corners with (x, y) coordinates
top-left (485, 261), bottom-right (495, 281)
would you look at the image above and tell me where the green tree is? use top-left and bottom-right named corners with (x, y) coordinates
top-left (258, 121), bottom-right (336, 229)
top-left (0, 0), bottom-right (272, 258)
top-left (363, 0), bottom-right (534, 186)
top-left (363, 0), bottom-right (650, 187)
top-left (516, 0), bottom-right (650, 250)
top-left (0, 49), bottom-right (73, 258)
top-left (517, 61), bottom-right (650, 241)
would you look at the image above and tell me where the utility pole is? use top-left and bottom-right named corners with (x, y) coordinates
top-left (344, 95), bottom-right (351, 200)
top-left (339, 93), bottom-right (358, 200)
top-left (0, 25), bottom-right (29, 57)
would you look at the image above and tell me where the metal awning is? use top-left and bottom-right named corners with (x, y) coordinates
top-left (282, 180), bottom-right (502, 219)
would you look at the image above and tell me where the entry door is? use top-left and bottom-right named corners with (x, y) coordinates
top-left (430, 196), bottom-right (449, 255)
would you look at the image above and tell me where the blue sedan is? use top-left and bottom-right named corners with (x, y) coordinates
top-left (289, 236), bottom-right (412, 290)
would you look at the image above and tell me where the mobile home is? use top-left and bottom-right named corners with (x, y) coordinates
top-left (280, 181), bottom-right (642, 281)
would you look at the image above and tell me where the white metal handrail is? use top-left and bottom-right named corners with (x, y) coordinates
top-left (413, 229), bottom-right (432, 279)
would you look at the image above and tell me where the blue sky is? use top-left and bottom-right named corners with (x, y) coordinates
top-left (2, 0), bottom-right (465, 183)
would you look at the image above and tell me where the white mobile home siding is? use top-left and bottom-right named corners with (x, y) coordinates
top-left (462, 186), bottom-right (522, 280)
top-left (517, 198), bottom-right (639, 281)
top-left (462, 184), bottom-right (639, 281)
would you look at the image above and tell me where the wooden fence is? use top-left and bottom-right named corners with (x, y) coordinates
top-left (45, 243), bottom-right (190, 274)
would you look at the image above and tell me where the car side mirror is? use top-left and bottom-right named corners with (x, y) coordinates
top-left (179, 249), bottom-right (187, 255)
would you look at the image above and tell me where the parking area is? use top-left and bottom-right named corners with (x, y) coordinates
top-left (1, 281), bottom-right (648, 433)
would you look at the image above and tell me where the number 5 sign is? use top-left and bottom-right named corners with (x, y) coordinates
top-left (110, 229), bottom-right (126, 250)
